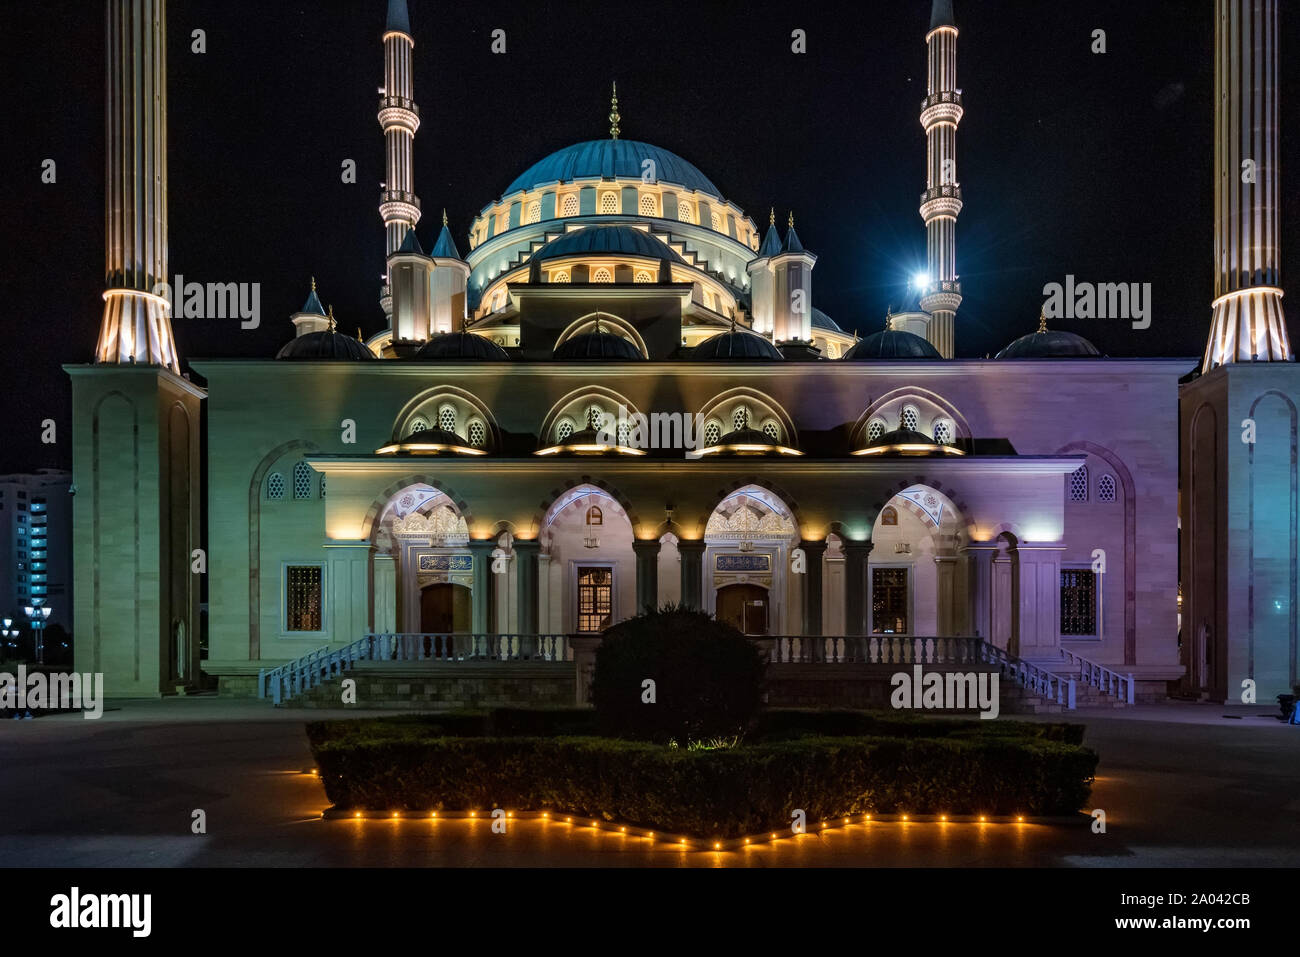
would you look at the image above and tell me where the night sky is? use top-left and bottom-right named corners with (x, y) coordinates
top-left (1, 0), bottom-right (1297, 474)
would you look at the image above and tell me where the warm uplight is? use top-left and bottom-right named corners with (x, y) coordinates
top-left (470, 811), bottom-right (476, 817)
top-left (714, 842), bottom-right (721, 849)
top-left (354, 812), bottom-right (361, 819)
top-left (901, 814), bottom-right (909, 821)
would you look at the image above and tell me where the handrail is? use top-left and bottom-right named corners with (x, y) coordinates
top-left (756, 634), bottom-right (985, 666)
top-left (978, 642), bottom-right (1076, 710)
top-left (1060, 648), bottom-right (1135, 704)
top-left (258, 633), bottom-right (572, 706)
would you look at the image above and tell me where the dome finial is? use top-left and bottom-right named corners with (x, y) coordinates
top-left (788, 210), bottom-right (795, 229)
top-left (885, 306), bottom-right (894, 331)
top-left (310, 275), bottom-right (316, 291)
top-left (769, 207), bottom-right (775, 227)
top-left (327, 305), bottom-right (337, 331)
top-left (609, 81), bottom-right (621, 140)
top-left (442, 208), bottom-right (448, 227)
top-left (357, 327), bottom-right (363, 342)
top-left (1037, 307), bottom-right (1048, 334)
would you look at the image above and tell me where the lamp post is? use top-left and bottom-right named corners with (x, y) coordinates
top-left (23, 601), bottom-right (52, 665)
top-left (1, 618), bottom-right (16, 657)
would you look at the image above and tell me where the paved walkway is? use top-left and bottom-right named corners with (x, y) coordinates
top-left (1, 698), bottom-right (1296, 866)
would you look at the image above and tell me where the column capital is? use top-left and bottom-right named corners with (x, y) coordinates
top-left (632, 539), bottom-right (662, 556)
top-left (512, 538), bottom-right (541, 554)
top-left (798, 538), bottom-right (828, 557)
top-left (676, 539), bottom-right (707, 555)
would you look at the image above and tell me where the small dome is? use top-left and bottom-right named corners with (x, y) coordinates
top-left (842, 329), bottom-right (942, 360)
top-left (536, 427), bottom-right (646, 457)
top-left (811, 307), bottom-right (842, 333)
top-left (553, 331), bottom-right (645, 361)
top-left (532, 225), bottom-right (685, 266)
top-left (378, 428), bottom-right (485, 456)
top-left (696, 427), bottom-right (801, 457)
top-left (276, 330), bottom-right (374, 361)
top-left (414, 332), bottom-right (511, 361)
top-left (855, 425), bottom-right (964, 457)
top-left (503, 140), bottom-right (720, 198)
top-left (690, 329), bottom-right (784, 360)
top-left (996, 328), bottom-right (1101, 359)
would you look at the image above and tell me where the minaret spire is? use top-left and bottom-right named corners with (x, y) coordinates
top-left (917, 0), bottom-right (963, 359)
top-left (379, 0), bottom-right (420, 323)
top-left (609, 82), bottom-right (621, 139)
top-left (1202, 0), bottom-right (1291, 370)
top-left (95, 0), bottom-right (180, 372)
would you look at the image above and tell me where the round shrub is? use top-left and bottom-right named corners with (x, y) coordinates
top-left (590, 604), bottom-right (766, 743)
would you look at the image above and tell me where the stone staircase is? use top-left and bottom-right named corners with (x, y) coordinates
top-left (1022, 652), bottom-right (1135, 710)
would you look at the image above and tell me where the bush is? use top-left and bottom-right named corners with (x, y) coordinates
top-left (305, 707), bottom-right (597, 748)
top-left (590, 604), bottom-right (766, 743)
top-left (755, 709), bottom-right (1087, 745)
top-left (310, 733), bottom-right (1098, 838)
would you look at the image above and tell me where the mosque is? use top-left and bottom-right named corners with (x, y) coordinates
top-left (67, 0), bottom-right (1296, 708)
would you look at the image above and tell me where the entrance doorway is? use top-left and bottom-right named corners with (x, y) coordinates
top-left (716, 583), bottom-right (768, 635)
top-left (420, 583), bottom-right (471, 633)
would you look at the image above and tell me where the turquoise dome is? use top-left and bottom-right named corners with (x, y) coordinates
top-left (503, 140), bottom-right (720, 197)
top-left (532, 225), bottom-right (684, 264)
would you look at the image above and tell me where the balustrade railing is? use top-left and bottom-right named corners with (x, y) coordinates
top-left (1060, 648), bottom-right (1134, 704)
top-left (757, 634), bottom-right (985, 665)
top-left (258, 633), bottom-right (571, 705)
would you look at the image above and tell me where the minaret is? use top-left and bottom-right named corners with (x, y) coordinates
top-left (917, 0), bottom-right (962, 359)
top-left (95, 0), bottom-right (180, 372)
top-left (1202, 0), bottom-right (1292, 370)
top-left (378, 0), bottom-right (421, 322)
top-left (68, 0), bottom-right (203, 697)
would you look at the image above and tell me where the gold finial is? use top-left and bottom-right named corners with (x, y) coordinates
top-left (730, 315), bottom-right (737, 333)
top-left (1037, 308), bottom-right (1048, 334)
top-left (310, 276), bottom-right (316, 291)
top-left (356, 327), bottom-right (363, 342)
top-left (769, 207), bottom-right (775, 227)
top-left (327, 305), bottom-right (337, 331)
top-left (885, 307), bottom-right (893, 331)
top-left (609, 82), bottom-right (621, 140)
top-left (442, 208), bottom-right (448, 227)
top-left (788, 211), bottom-right (795, 229)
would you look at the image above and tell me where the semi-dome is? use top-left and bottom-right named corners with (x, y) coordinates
top-left (689, 328), bottom-right (785, 360)
top-left (413, 332), bottom-right (511, 361)
top-left (553, 330), bottom-right (646, 361)
top-left (532, 225), bottom-right (685, 265)
top-left (996, 328), bottom-right (1101, 359)
top-left (503, 139), bottom-right (720, 198)
top-left (841, 329), bottom-right (942, 360)
top-left (854, 424), bottom-right (964, 457)
top-left (695, 427), bottom-right (801, 457)
top-left (376, 427), bottom-right (486, 456)
top-left (275, 330), bottom-right (374, 361)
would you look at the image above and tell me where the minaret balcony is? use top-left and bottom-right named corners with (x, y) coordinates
top-left (380, 192), bottom-right (422, 225)
top-left (918, 187), bottom-right (963, 221)
top-left (378, 98), bottom-right (421, 133)
top-left (920, 97), bottom-right (964, 129)
top-left (920, 282), bottom-right (963, 314)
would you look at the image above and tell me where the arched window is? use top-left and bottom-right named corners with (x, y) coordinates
top-left (319, 474), bottom-right (326, 498)
top-left (525, 201), bottom-right (541, 224)
top-left (761, 420), bottom-right (780, 441)
top-left (438, 405), bottom-right (457, 434)
top-left (616, 420), bottom-right (631, 447)
top-left (267, 472), bottom-right (286, 500)
top-left (560, 194), bottom-right (579, 217)
top-left (585, 405), bottom-right (606, 430)
top-left (704, 421), bottom-right (722, 446)
top-left (732, 407), bottom-right (750, 431)
top-left (551, 271), bottom-right (570, 283)
top-left (1097, 473), bottom-right (1117, 503)
top-left (633, 271), bottom-right (653, 284)
top-left (867, 420), bottom-right (887, 442)
top-left (556, 418), bottom-right (575, 441)
top-left (901, 406), bottom-right (919, 431)
top-left (409, 417), bottom-right (429, 433)
top-left (639, 194), bottom-right (657, 216)
top-left (586, 505), bottom-right (603, 526)
top-left (292, 462), bottom-right (312, 499)
top-left (599, 192), bottom-right (619, 214)
top-left (881, 506), bottom-right (898, 526)
top-left (710, 211), bottom-right (722, 231)
top-left (678, 199), bottom-right (693, 223)
top-left (1069, 465), bottom-right (1089, 502)
top-left (592, 267), bottom-right (613, 283)
top-left (467, 420), bottom-right (487, 448)
top-left (932, 419), bottom-right (953, 445)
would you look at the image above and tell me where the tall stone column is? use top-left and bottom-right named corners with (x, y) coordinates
top-left (960, 542), bottom-right (997, 640)
top-left (632, 539), bottom-right (661, 615)
top-left (843, 541), bottom-right (873, 636)
top-left (934, 555), bottom-right (957, 636)
top-left (469, 539), bottom-right (495, 633)
top-left (514, 539), bottom-right (539, 634)
top-left (678, 541), bottom-right (706, 610)
top-left (799, 539), bottom-right (827, 636)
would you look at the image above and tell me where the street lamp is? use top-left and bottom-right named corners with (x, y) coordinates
top-left (23, 601), bottom-right (52, 665)
top-left (0, 619), bottom-right (16, 656)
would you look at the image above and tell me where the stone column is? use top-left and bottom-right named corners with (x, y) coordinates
top-left (469, 539), bottom-right (495, 634)
top-left (514, 539), bottom-right (540, 635)
top-left (678, 541), bottom-right (707, 610)
top-left (843, 540), bottom-right (873, 636)
top-left (632, 539), bottom-right (661, 616)
top-left (960, 542), bottom-right (997, 641)
top-left (822, 546), bottom-right (846, 636)
top-left (934, 556), bottom-right (957, 636)
top-left (799, 539), bottom-right (827, 636)
top-left (537, 551), bottom-right (552, 632)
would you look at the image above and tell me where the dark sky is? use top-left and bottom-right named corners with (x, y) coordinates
top-left (1, 0), bottom-right (1296, 473)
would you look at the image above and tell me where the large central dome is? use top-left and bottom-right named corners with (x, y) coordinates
top-left (503, 139), bottom-right (721, 198)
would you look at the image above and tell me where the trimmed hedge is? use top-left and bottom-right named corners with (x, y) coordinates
top-left (310, 733), bottom-right (1098, 838)
top-left (754, 709), bottom-right (1087, 745)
